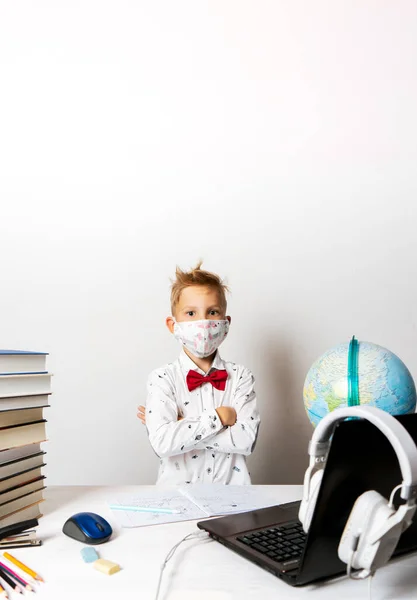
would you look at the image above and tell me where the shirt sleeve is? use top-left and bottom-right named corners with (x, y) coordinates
top-left (194, 367), bottom-right (260, 456)
top-left (145, 369), bottom-right (223, 458)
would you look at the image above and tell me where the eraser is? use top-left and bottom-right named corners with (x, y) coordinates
top-left (93, 558), bottom-right (121, 575)
top-left (81, 547), bottom-right (99, 563)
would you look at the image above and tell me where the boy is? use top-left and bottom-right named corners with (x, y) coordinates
top-left (137, 262), bottom-right (260, 485)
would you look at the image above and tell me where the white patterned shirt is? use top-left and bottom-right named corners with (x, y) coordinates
top-left (145, 350), bottom-right (260, 485)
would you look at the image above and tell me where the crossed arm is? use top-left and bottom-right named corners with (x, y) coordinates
top-left (139, 369), bottom-right (260, 458)
top-left (137, 404), bottom-right (235, 426)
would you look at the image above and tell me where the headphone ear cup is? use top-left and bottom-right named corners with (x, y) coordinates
top-left (300, 470), bottom-right (323, 533)
top-left (338, 490), bottom-right (397, 573)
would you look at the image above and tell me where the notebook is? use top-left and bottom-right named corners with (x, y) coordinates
top-left (109, 485), bottom-right (281, 528)
top-left (0, 517), bottom-right (42, 548)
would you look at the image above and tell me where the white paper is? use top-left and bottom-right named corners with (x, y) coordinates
top-left (109, 485), bottom-right (281, 527)
top-left (179, 484), bottom-right (279, 516)
top-left (108, 489), bottom-right (207, 527)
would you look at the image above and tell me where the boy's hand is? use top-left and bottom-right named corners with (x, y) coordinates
top-left (216, 407), bottom-right (237, 427)
top-left (137, 405), bottom-right (146, 425)
top-left (137, 405), bottom-right (183, 425)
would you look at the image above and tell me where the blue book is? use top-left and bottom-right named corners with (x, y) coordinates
top-left (0, 351), bottom-right (48, 376)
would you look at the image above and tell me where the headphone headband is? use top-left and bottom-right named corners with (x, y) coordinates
top-left (309, 406), bottom-right (417, 501)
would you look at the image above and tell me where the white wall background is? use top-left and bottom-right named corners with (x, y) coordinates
top-left (1, 1), bottom-right (417, 485)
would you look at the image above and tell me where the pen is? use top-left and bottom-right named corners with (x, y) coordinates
top-left (109, 504), bottom-right (182, 514)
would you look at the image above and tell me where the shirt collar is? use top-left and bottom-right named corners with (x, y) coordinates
top-left (179, 349), bottom-right (225, 376)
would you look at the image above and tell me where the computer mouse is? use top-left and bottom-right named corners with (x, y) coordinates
top-left (62, 512), bottom-right (113, 545)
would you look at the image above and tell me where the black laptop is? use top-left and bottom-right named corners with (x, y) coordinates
top-left (197, 413), bottom-right (417, 586)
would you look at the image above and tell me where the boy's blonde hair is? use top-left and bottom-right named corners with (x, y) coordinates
top-left (170, 261), bottom-right (229, 315)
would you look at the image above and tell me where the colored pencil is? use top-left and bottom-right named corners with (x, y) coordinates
top-left (0, 567), bottom-right (22, 594)
top-left (0, 580), bottom-right (8, 599)
top-left (0, 561), bottom-right (33, 592)
top-left (2, 553), bottom-right (43, 583)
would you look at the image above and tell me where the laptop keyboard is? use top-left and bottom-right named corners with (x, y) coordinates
top-left (236, 521), bottom-right (306, 564)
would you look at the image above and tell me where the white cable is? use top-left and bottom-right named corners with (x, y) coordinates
top-left (154, 531), bottom-right (209, 600)
top-left (368, 573), bottom-right (373, 600)
top-left (346, 537), bottom-right (375, 599)
top-left (346, 535), bottom-right (372, 581)
top-left (347, 549), bottom-right (354, 579)
top-left (388, 483), bottom-right (403, 509)
top-left (346, 534), bottom-right (360, 580)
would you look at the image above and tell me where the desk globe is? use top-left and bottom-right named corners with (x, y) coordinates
top-left (303, 338), bottom-right (417, 427)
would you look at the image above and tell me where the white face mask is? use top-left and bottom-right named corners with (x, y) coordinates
top-left (173, 319), bottom-right (230, 358)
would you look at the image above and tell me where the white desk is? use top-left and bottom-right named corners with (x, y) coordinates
top-left (7, 486), bottom-right (417, 599)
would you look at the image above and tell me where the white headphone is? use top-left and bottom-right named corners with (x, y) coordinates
top-left (298, 405), bottom-right (417, 578)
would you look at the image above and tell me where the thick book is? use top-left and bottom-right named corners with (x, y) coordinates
top-left (0, 421), bottom-right (47, 452)
top-left (0, 394), bottom-right (51, 412)
top-left (0, 374), bottom-right (52, 398)
top-left (0, 453), bottom-right (46, 481)
top-left (0, 500), bottom-right (43, 529)
top-left (0, 478), bottom-right (46, 506)
top-left (0, 443), bottom-right (43, 466)
top-left (0, 407), bottom-right (48, 429)
top-left (0, 467), bottom-right (45, 493)
top-left (0, 350), bottom-right (48, 375)
top-left (0, 488), bottom-right (45, 518)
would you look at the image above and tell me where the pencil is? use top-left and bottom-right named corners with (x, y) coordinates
top-left (0, 567), bottom-right (22, 594)
top-left (0, 580), bottom-right (8, 599)
top-left (0, 561), bottom-right (33, 592)
top-left (109, 504), bottom-right (182, 514)
top-left (2, 553), bottom-right (43, 583)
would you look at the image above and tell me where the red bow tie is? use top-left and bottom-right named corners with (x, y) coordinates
top-left (186, 369), bottom-right (228, 392)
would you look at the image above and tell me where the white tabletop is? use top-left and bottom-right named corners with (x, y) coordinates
top-left (5, 485), bottom-right (417, 600)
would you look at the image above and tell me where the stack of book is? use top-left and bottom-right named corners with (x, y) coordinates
top-left (0, 350), bottom-right (51, 529)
